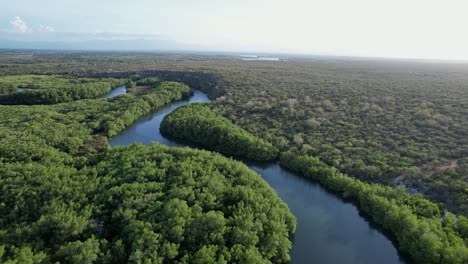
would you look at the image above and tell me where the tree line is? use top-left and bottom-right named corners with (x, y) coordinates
top-left (160, 103), bottom-right (278, 161)
top-left (0, 75), bottom-right (126, 105)
top-left (280, 152), bottom-right (468, 264)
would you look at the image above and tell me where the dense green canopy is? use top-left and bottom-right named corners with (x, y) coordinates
top-left (161, 103), bottom-right (278, 161)
top-left (0, 75), bottom-right (126, 105)
top-left (1, 52), bottom-right (467, 264)
top-left (0, 144), bottom-right (295, 263)
top-left (0, 77), bottom-right (295, 263)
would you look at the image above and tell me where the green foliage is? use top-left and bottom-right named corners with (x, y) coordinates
top-left (202, 57), bottom-right (468, 215)
top-left (426, 158), bottom-right (468, 216)
top-left (0, 144), bottom-right (295, 263)
top-left (53, 237), bottom-right (101, 264)
top-left (161, 103), bottom-right (279, 161)
top-left (2, 51), bottom-right (468, 263)
top-left (0, 246), bottom-right (48, 264)
top-left (0, 75), bottom-right (295, 263)
top-left (0, 79), bottom-right (192, 167)
top-left (0, 75), bottom-right (127, 105)
top-left (279, 152), bottom-right (468, 263)
top-left (94, 144), bottom-right (295, 263)
top-left (0, 82), bottom-right (15, 94)
top-left (135, 77), bottom-right (161, 86)
top-left (458, 216), bottom-right (468, 241)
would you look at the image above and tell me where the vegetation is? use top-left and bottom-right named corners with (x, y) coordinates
top-left (0, 144), bottom-right (295, 263)
top-left (161, 103), bottom-right (278, 161)
top-left (0, 75), bottom-right (295, 263)
top-left (1, 52), bottom-right (465, 214)
top-left (0, 75), bottom-right (126, 105)
top-left (208, 61), bottom-right (468, 216)
top-left (280, 152), bottom-right (468, 263)
top-left (160, 98), bottom-right (468, 263)
top-left (1, 51), bottom-right (467, 262)
top-left (0, 79), bottom-right (192, 166)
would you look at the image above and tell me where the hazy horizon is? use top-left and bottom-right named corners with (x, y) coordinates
top-left (1, 0), bottom-right (468, 61)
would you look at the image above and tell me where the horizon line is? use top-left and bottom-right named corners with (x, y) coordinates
top-left (1, 47), bottom-right (468, 65)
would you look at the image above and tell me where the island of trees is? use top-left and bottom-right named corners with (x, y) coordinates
top-left (161, 103), bottom-right (278, 161)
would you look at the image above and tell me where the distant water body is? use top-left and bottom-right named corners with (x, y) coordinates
top-left (240, 55), bottom-right (281, 61)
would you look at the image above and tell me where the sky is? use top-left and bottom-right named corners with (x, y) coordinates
top-left (1, 0), bottom-right (468, 60)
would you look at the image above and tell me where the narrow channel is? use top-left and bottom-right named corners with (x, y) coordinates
top-left (109, 90), bottom-right (407, 264)
top-left (101, 85), bottom-right (127, 99)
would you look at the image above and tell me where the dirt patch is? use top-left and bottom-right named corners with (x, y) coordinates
top-left (435, 159), bottom-right (459, 172)
top-left (424, 159), bottom-right (459, 177)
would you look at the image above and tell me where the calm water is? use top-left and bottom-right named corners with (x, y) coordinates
top-left (102, 85), bottom-right (127, 98)
top-left (109, 91), bottom-right (407, 264)
top-left (110, 91), bottom-right (210, 146)
top-left (17, 88), bottom-right (32, 92)
top-left (241, 57), bottom-right (281, 61)
top-left (240, 55), bottom-right (281, 61)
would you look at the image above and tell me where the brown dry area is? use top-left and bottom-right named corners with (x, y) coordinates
top-left (128, 86), bottom-right (151, 95)
top-left (78, 134), bottom-right (109, 154)
top-left (424, 159), bottom-right (459, 177)
top-left (394, 159), bottom-right (460, 191)
top-left (435, 159), bottom-right (459, 172)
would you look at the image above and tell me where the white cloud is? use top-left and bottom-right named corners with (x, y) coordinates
top-left (10, 16), bottom-right (31, 33)
top-left (38, 24), bottom-right (55, 32)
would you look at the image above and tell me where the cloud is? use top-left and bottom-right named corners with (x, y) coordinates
top-left (10, 16), bottom-right (31, 33)
top-left (38, 24), bottom-right (55, 32)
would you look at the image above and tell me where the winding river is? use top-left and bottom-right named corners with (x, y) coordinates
top-left (102, 85), bottom-right (127, 98)
top-left (110, 91), bottom-right (407, 264)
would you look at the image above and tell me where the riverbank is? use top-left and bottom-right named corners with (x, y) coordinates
top-left (110, 90), bottom-right (410, 264)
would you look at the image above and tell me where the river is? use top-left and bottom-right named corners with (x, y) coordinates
top-left (109, 90), bottom-right (407, 264)
top-left (101, 85), bottom-right (127, 98)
